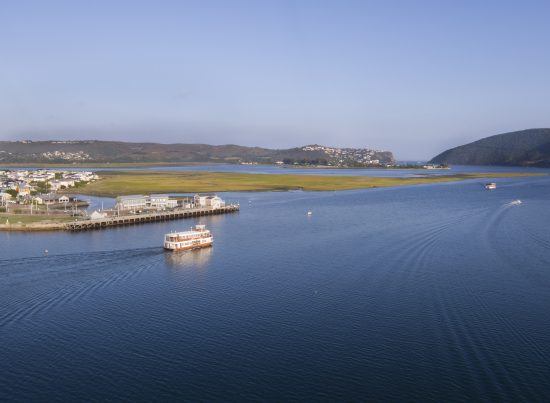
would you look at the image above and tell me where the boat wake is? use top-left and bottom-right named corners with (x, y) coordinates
top-left (506, 199), bottom-right (522, 207)
top-left (0, 247), bottom-right (163, 329)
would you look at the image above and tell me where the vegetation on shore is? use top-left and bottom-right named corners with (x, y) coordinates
top-left (77, 170), bottom-right (542, 196)
top-left (0, 213), bottom-right (74, 225)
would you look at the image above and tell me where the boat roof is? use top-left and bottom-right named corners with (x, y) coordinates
top-left (166, 229), bottom-right (209, 237)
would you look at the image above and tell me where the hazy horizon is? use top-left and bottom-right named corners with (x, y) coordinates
top-left (2, 0), bottom-right (550, 159)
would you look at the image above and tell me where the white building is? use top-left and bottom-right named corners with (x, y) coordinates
top-left (116, 195), bottom-right (148, 211)
top-left (166, 199), bottom-right (178, 209)
top-left (194, 194), bottom-right (225, 209)
top-left (206, 196), bottom-right (225, 209)
top-left (90, 210), bottom-right (108, 220)
top-left (149, 194), bottom-right (170, 209)
top-left (194, 194), bottom-right (209, 207)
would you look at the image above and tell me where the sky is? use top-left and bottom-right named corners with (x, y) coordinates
top-left (1, 0), bottom-right (550, 159)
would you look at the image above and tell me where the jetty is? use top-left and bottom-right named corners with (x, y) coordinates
top-left (66, 204), bottom-right (239, 231)
top-left (0, 204), bottom-right (239, 232)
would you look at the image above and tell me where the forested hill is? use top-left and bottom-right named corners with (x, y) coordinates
top-left (0, 140), bottom-right (395, 166)
top-left (430, 129), bottom-right (550, 167)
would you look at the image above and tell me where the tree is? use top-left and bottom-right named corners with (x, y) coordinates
top-left (5, 189), bottom-right (18, 198)
top-left (35, 181), bottom-right (51, 193)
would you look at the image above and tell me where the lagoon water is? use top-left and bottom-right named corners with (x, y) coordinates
top-left (2, 174), bottom-right (550, 400)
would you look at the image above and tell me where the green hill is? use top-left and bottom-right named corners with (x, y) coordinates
top-left (430, 129), bottom-right (550, 167)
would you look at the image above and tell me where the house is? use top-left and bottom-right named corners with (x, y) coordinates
top-left (40, 194), bottom-right (77, 204)
top-left (149, 194), bottom-right (170, 209)
top-left (50, 179), bottom-right (75, 191)
top-left (148, 194), bottom-right (178, 209)
top-left (166, 199), bottom-right (178, 209)
top-left (90, 210), bottom-right (108, 220)
top-left (205, 195), bottom-right (225, 209)
top-left (116, 195), bottom-right (148, 211)
top-left (41, 194), bottom-right (58, 204)
top-left (194, 194), bottom-right (209, 207)
top-left (194, 194), bottom-right (225, 209)
top-left (32, 196), bottom-right (44, 205)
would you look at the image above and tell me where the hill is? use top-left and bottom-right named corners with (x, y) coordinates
top-left (0, 141), bottom-right (394, 167)
top-left (430, 129), bottom-right (550, 167)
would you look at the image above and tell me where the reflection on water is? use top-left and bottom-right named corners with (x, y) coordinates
top-left (164, 247), bottom-right (213, 269)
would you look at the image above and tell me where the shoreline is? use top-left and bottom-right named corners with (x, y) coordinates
top-left (2, 171), bottom-right (544, 231)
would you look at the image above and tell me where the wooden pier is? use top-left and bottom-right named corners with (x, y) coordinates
top-left (65, 204), bottom-right (239, 231)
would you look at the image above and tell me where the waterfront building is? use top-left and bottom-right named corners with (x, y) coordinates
top-left (116, 195), bottom-right (148, 211)
top-left (149, 194), bottom-right (171, 209)
top-left (205, 195), bottom-right (225, 209)
top-left (194, 194), bottom-right (225, 208)
top-left (90, 210), bottom-right (108, 220)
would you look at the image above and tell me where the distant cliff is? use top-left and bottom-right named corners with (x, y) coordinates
top-left (430, 129), bottom-right (550, 167)
top-left (0, 140), bottom-right (395, 166)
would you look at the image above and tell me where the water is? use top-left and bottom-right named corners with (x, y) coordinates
top-left (3, 163), bottom-right (549, 177)
top-left (2, 176), bottom-right (550, 400)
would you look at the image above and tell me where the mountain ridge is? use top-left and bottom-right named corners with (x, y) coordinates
top-left (0, 140), bottom-right (395, 166)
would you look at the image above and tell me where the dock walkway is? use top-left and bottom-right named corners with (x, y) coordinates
top-left (65, 204), bottom-right (239, 231)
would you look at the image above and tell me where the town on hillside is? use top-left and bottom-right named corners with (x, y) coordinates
top-left (298, 145), bottom-right (394, 167)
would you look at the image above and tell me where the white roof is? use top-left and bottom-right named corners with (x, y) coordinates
top-left (117, 195), bottom-right (146, 201)
top-left (166, 229), bottom-right (210, 237)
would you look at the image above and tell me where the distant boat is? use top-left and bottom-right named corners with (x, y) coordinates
top-left (307, 211), bottom-right (312, 216)
top-left (510, 199), bottom-right (522, 206)
top-left (485, 182), bottom-right (497, 190)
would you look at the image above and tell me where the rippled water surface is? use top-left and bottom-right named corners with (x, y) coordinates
top-left (2, 176), bottom-right (550, 400)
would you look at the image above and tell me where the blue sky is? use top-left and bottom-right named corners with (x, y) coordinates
top-left (1, 0), bottom-right (549, 159)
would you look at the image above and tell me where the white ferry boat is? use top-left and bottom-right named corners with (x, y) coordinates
top-left (164, 224), bottom-right (213, 251)
top-left (485, 182), bottom-right (497, 190)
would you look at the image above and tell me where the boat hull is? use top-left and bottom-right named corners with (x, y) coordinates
top-left (164, 240), bottom-right (213, 251)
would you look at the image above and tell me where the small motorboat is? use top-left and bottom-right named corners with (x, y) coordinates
top-left (485, 182), bottom-right (497, 190)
